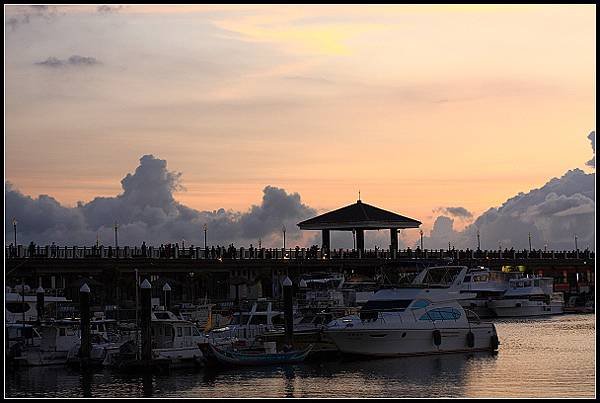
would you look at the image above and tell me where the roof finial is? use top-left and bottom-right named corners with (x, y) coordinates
top-left (358, 189), bottom-right (361, 202)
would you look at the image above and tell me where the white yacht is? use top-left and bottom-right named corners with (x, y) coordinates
top-left (459, 268), bottom-right (522, 317)
top-left (299, 273), bottom-right (346, 308)
top-left (488, 276), bottom-right (564, 317)
top-left (148, 310), bottom-right (206, 368)
top-left (207, 300), bottom-right (284, 346)
top-left (8, 320), bottom-right (80, 366)
top-left (324, 266), bottom-right (499, 357)
top-left (5, 287), bottom-right (70, 323)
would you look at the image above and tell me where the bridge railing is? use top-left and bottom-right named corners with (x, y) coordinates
top-left (4, 244), bottom-right (595, 261)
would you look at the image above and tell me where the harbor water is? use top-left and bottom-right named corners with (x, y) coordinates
top-left (6, 314), bottom-right (595, 398)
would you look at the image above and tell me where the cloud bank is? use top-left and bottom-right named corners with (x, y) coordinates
top-left (5, 155), bottom-right (316, 247)
top-left (422, 131), bottom-right (596, 251)
top-left (35, 55), bottom-right (101, 68)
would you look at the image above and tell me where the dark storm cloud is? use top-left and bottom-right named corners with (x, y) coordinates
top-left (35, 55), bottom-right (101, 68)
top-left (422, 131), bottom-right (596, 251)
top-left (5, 155), bottom-right (316, 247)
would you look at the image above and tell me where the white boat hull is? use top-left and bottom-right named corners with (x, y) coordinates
top-left (153, 347), bottom-right (204, 368)
top-left (11, 349), bottom-right (70, 366)
top-left (489, 299), bottom-right (564, 317)
top-left (326, 325), bottom-right (497, 357)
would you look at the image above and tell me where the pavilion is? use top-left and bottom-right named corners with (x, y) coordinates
top-left (297, 199), bottom-right (421, 255)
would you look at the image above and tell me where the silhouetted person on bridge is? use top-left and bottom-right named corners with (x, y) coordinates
top-left (28, 241), bottom-right (36, 257)
top-left (141, 241), bottom-right (147, 257)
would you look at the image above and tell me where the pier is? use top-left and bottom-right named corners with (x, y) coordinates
top-left (5, 244), bottom-right (594, 310)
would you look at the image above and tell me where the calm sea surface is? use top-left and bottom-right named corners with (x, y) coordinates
top-left (6, 314), bottom-right (595, 398)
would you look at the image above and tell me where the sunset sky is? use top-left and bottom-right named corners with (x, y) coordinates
top-left (5, 4), bottom-right (596, 244)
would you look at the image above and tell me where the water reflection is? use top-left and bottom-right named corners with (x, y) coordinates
top-left (5, 315), bottom-right (595, 398)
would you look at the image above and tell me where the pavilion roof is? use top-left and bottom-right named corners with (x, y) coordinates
top-left (297, 200), bottom-right (421, 230)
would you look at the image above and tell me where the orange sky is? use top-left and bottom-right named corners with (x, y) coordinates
top-left (5, 5), bottom-right (596, 239)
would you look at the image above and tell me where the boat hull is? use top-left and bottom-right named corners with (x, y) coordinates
top-left (489, 299), bottom-right (564, 317)
top-left (325, 325), bottom-right (497, 357)
top-left (199, 342), bottom-right (312, 366)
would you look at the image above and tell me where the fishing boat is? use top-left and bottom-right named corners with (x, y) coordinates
top-left (198, 342), bottom-right (313, 367)
top-left (325, 266), bottom-right (499, 357)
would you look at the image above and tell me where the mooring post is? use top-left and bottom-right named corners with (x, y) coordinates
top-left (36, 286), bottom-right (45, 324)
top-left (80, 283), bottom-right (91, 363)
top-left (163, 282), bottom-right (171, 311)
top-left (283, 276), bottom-right (294, 347)
top-left (140, 279), bottom-right (152, 362)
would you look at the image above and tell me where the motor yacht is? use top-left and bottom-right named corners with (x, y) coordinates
top-left (488, 276), bottom-right (564, 317)
top-left (324, 266), bottom-right (499, 357)
top-left (459, 267), bottom-right (522, 317)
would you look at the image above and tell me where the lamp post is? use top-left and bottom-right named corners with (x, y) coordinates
top-left (114, 222), bottom-right (119, 248)
top-left (282, 225), bottom-right (286, 250)
top-left (189, 272), bottom-right (195, 304)
top-left (528, 232), bottom-right (532, 252)
top-left (574, 234), bottom-right (578, 251)
top-left (203, 223), bottom-right (207, 251)
top-left (476, 229), bottom-right (481, 250)
top-left (420, 229), bottom-right (424, 250)
top-left (12, 218), bottom-right (17, 246)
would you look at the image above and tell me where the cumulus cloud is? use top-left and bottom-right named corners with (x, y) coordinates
top-left (6, 5), bottom-right (61, 31)
top-left (422, 131), bottom-right (595, 251)
top-left (5, 155), bottom-right (317, 247)
top-left (434, 206), bottom-right (473, 220)
top-left (586, 131), bottom-right (595, 168)
top-left (35, 55), bottom-right (101, 68)
top-left (97, 5), bottom-right (124, 14)
top-left (422, 168), bottom-right (595, 251)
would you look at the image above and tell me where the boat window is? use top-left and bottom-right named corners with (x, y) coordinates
top-left (419, 308), bottom-right (461, 321)
top-left (184, 327), bottom-right (192, 336)
top-left (177, 327), bottom-right (183, 337)
top-left (362, 300), bottom-right (413, 312)
top-left (6, 302), bottom-right (30, 313)
top-left (410, 300), bottom-right (431, 310)
top-left (154, 312), bottom-right (171, 320)
top-left (59, 328), bottom-right (66, 336)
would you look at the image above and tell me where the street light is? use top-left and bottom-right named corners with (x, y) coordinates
top-left (12, 218), bottom-right (17, 245)
top-left (282, 225), bottom-right (286, 250)
top-left (574, 234), bottom-right (579, 251)
top-left (476, 229), bottom-right (481, 250)
top-left (419, 229), bottom-right (424, 250)
top-left (203, 223), bottom-right (208, 250)
top-left (528, 232), bottom-right (532, 252)
top-left (114, 222), bottom-right (119, 248)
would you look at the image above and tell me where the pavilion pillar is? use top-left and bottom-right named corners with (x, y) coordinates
top-left (356, 229), bottom-right (365, 255)
top-left (321, 230), bottom-right (330, 256)
top-left (390, 228), bottom-right (398, 252)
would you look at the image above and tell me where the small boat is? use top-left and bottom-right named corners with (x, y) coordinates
top-left (198, 342), bottom-right (313, 367)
